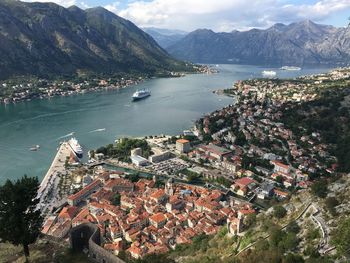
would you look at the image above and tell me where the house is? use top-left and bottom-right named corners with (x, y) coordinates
top-left (104, 178), bottom-right (134, 192)
top-left (131, 155), bottom-right (149, 167)
top-left (67, 179), bottom-right (103, 206)
top-left (274, 189), bottom-right (289, 199)
top-left (232, 177), bottom-right (257, 196)
top-left (271, 160), bottom-right (290, 174)
top-left (149, 213), bottom-right (167, 228)
top-left (197, 144), bottom-right (232, 161)
top-left (257, 182), bottom-right (275, 199)
top-left (150, 189), bottom-right (168, 204)
top-left (57, 206), bottom-right (79, 223)
top-left (176, 139), bottom-right (191, 154)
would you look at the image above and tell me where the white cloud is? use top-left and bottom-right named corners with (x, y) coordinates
top-left (115, 0), bottom-right (350, 32)
top-left (105, 1), bottom-right (120, 14)
top-left (22, 0), bottom-right (77, 7)
top-left (20, 0), bottom-right (350, 31)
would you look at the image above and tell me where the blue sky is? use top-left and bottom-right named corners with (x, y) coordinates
top-left (24, 0), bottom-right (350, 32)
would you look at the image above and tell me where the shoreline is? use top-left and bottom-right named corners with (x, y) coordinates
top-left (0, 66), bottom-right (217, 105)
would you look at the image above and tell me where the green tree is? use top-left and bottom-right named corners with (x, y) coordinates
top-left (269, 227), bottom-right (285, 247)
top-left (286, 221), bottom-right (300, 234)
top-left (324, 196), bottom-right (339, 215)
top-left (112, 193), bottom-right (121, 206)
top-left (283, 253), bottom-right (304, 263)
top-left (274, 205), bottom-right (287, 219)
top-left (276, 175), bottom-right (284, 184)
top-left (281, 232), bottom-right (299, 251)
top-left (245, 213), bottom-right (257, 227)
top-left (332, 217), bottom-right (350, 257)
top-left (0, 175), bottom-right (43, 262)
top-left (311, 180), bottom-right (328, 198)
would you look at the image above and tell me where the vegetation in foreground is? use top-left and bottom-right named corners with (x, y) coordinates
top-left (0, 176), bottom-right (43, 263)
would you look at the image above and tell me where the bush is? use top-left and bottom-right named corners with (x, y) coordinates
top-left (324, 196), bottom-right (339, 215)
top-left (286, 221), bottom-right (300, 234)
top-left (283, 253), bottom-right (304, 263)
top-left (311, 180), bottom-right (328, 198)
top-left (274, 205), bottom-right (287, 219)
top-left (332, 217), bottom-right (350, 257)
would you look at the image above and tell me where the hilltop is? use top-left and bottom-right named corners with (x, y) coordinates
top-left (0, 0), bottom-right (191, 80)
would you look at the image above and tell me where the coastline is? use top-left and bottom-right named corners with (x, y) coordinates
top-left (0, 66), bottom-right (214, 105)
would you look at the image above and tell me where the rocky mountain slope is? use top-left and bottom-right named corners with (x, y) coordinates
top-left (167, 20), bottom-right (350, 66)
top-left (143, 27), bottom-right (187, 48)
top-left (0, 0), bottom-right (189, 79)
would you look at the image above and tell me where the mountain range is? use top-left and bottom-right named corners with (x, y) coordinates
top-left (142, 27), bottom-right (187, 49)
top-left (0, 0), bottom-right (189, 80)
top-left (165, 20), bottom-right (350, 66)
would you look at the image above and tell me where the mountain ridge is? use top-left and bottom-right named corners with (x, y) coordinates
top-left (166, 20), bottom-right (350, 66)
top-left (0, 0), bottom-right (190, 80)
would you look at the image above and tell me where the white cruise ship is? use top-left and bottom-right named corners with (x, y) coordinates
top-left (132, 89), bottom-right (151, 101)
top-left (68, 137), bottom-right (83, 158)
top-left (280, 66), bottom-right (301, 71)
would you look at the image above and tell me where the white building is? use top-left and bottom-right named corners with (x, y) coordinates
top-left (131, 155), bottom-right (148, 167)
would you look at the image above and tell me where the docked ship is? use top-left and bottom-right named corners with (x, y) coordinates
top-left (68, 137), bottom-right (83, 158)
top-left (262, 70), bottom-right (277, 77)
top-left (280, 66), bottom-right (301, 71)
top-left (132, 89), bottom-right (151, 101)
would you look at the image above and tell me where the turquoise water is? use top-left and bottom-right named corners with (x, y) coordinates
top-left (0, 64), bottom-right (332, 183)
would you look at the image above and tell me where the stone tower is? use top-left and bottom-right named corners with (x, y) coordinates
top-left (165, 178), bottom-right (174, 196)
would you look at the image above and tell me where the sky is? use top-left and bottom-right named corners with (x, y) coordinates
top-left (22, 0), bottom-right (350, 32)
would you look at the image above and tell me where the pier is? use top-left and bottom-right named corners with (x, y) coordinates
top-left (37, 142), bottom-right (71, 215)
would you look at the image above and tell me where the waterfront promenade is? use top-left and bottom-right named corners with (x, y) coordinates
top-left (37, 142), bottom-right (71, 215)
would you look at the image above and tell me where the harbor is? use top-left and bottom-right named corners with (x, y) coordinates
top-left (37, 142), bottom-right (72, 215)
top-left (0, 64), bottom-right (332, 184)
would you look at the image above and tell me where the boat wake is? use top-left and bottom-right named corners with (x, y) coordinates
top-left (88, 128), bottom-right (106, 133)
top-left (57, 132), bottom-right (75, 140)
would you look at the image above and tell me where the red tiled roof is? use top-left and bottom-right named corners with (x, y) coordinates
top-left (234, 177), bottom-right (256, 187)
top-left (150, 189), bottom-right (166, 200)
top-left (150, 212), bottom-right (166, 224)
top-left (68, 179), bottom-right (101, 201)
top-left (176, 139), bottom-right (190, 144)
top-left (58, 206), bottom-right (79, 220)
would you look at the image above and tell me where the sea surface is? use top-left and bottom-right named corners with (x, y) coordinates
top-left (0, 64), bottom-right (332, 183)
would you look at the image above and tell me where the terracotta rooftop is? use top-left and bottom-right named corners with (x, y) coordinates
top-left (150, 212), bottom-right (166, 224)
top-left (176, 139), bottom-right (190, 144)
top-left (68, 179), bottom-right (102, 201)
top-left (58, 206), bottom-right (79, 220)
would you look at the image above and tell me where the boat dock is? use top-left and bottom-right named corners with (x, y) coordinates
top-left (37, 142), bottom-right (71, 214)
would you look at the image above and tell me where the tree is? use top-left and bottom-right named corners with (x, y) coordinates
top-left (286, 221), bottom-right (300, 234)
top-left (112, 193), bottom-right (121, 206)
top-left (281, 232), bottom-right (299, 251)
top-left (324, 196), bottom-right (339, 215)
top-left (0, 175), bottom-right (43, 262)
top-left (276, 175), bottom-right (284, 184)
top-left (274, 205), bottom-right (287, 219)
top-left (311, 180), bottom-right (328, 198)
top-left (332, 217), bottom-right (350, 257)
top-left (283, 253), bottom-right (304, 263)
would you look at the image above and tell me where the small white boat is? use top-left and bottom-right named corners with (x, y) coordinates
top-left (262, 70), bottom-right (277, 77)
top-left (29, 145), bottom-right (40, 151)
